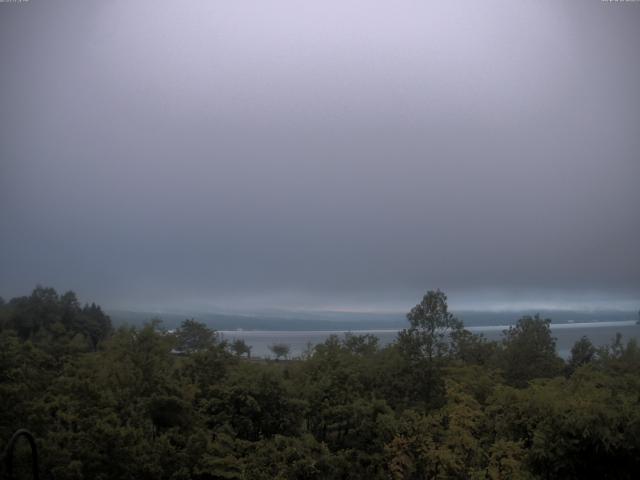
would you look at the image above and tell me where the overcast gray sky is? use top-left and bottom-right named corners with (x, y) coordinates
top-left (1, 0), bottom-right (639, 313)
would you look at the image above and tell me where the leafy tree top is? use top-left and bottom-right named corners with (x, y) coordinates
top-left (174, 318), bottom-right (218, 353)
top-left (231, 338), bottom-right (252, 358)
top-left (399, 289), bottom-right (464, 361)
top-left (269, 343), bottom-right (290, 360)
top-left (500, 314), bottom-right (563, 387)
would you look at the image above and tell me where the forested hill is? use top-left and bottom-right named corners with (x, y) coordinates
top-left (1, 286), bottom-right (640, 479)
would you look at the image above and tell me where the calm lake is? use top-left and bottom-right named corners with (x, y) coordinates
top-left (219, 321), bottom-right (640, 359)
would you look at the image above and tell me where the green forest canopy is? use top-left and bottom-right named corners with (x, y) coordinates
top-left (1, 287), bottom-right (639, 479)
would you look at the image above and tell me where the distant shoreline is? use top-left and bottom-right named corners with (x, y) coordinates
top-left (218, 320), bottom-right (638, 335)
top-left (218, 322), bottom-right (640, 359)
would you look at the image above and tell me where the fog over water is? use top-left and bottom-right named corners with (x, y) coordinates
top-left (1, 1), bottom-right (639, 315)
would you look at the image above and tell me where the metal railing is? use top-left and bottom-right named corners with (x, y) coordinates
top-left (1, 430), bottom-right (54, 480)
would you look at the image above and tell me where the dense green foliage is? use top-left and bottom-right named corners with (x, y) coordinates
top-left (1, 288), bottom-right (639, 479)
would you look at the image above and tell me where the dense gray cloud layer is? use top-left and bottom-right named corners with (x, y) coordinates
top-left (1, 1), bottom-right (639, 312)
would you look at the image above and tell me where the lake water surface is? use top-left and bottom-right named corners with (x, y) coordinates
top-left (219, 321), bottom-right (640, 359)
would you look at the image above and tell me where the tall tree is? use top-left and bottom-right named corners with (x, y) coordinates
top-left (567, 336), bottom-right (596, 374)
top-left (230, 338), bottom-right (252, 358)
top-left (81, 302), bottom-right (112, 351)
top-left (174, 318), bottom-right (217, 353)
top-left (499, 314), bottom-right (564, 387)
top-left (397, 290), bottom-right (464, 361)
top-left (269, 343), bottom-right (290, 360)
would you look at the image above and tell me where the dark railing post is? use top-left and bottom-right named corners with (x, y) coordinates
top-left (1, 429), bottom-right (40, 480)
